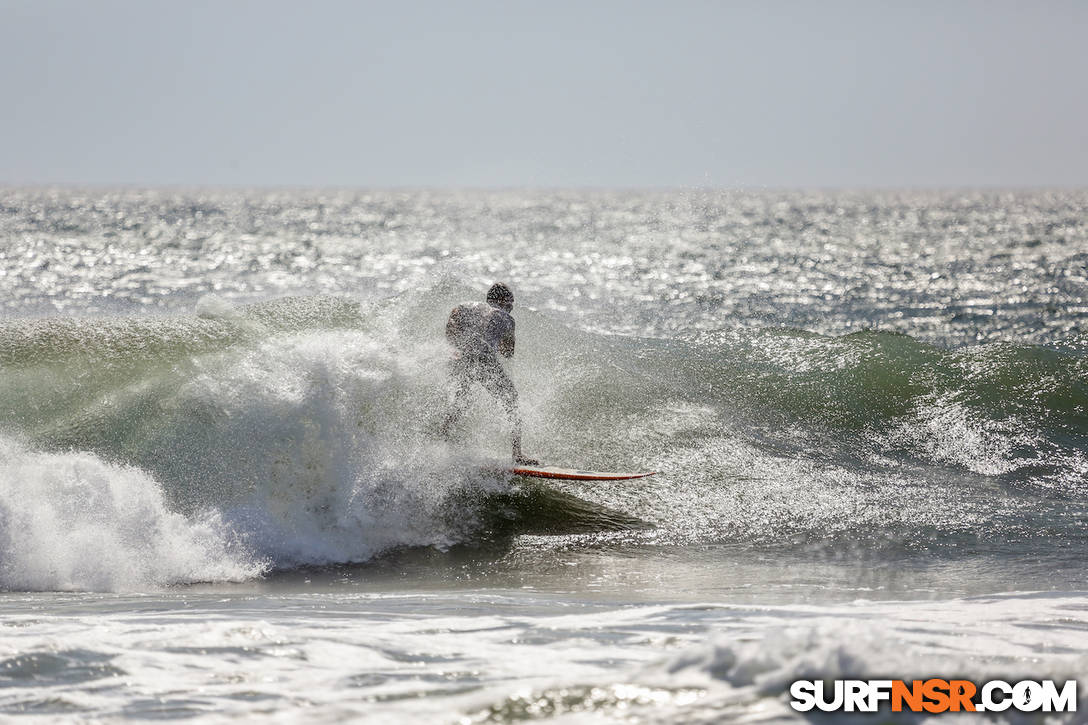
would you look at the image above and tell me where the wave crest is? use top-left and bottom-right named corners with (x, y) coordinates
top-left (0, 436), bottom-right (262, 591)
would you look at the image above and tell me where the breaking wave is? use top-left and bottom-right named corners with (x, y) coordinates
top-left (0, 286), bottom-right (1085, 590)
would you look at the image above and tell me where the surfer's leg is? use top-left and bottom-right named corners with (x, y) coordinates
top-left (439, 359), bottom-right (471, 440)
top-left (482, 359), bottom-right (536, 464)
top-left (439, 389), bottom-right (467, 440)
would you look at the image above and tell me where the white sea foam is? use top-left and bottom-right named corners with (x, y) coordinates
top-left (880, 394), bottom-right (1038, 476)
top-left (631, 596), bottom-right (1088, 724)
top-left (158, 327), bottom-right (507, 569)
top-left (453, 595), bottom-right (1088, 724)
top-left (0, 436), bottom-right (262, 592)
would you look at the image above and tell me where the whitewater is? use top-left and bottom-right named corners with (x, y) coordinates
top-left (1, 188), bottom-right (1086, 722)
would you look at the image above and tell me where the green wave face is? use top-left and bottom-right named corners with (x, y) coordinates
top-left (1, 291), bottom-right (1086, 566)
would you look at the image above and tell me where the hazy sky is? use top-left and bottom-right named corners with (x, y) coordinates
top-left (2, 0), bottom-right (1085, 187)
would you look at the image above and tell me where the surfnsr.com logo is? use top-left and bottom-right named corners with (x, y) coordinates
top-left (790, 679), bottom-right (1077, 713)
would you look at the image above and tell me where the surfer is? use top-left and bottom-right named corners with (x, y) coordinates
top-left (439, 282), bottom-right (538, 464)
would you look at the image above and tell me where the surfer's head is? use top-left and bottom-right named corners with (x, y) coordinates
top-left (486, 282), bottom-right (514, 312)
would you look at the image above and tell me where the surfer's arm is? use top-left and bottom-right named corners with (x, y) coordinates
top-left (498, 318), bottom-right (515, 358)
top-left (445, 307), bottom-right (463, 344)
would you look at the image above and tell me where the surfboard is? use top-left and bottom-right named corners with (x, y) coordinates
top-left (505, 465), bottom-right (656, 481)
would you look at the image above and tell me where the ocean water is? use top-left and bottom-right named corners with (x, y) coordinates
top-left (0, 188), bottom-right (1086, 722)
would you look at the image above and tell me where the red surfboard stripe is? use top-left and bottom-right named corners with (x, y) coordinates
top-left (506, 467), bottom-right (657, 481)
